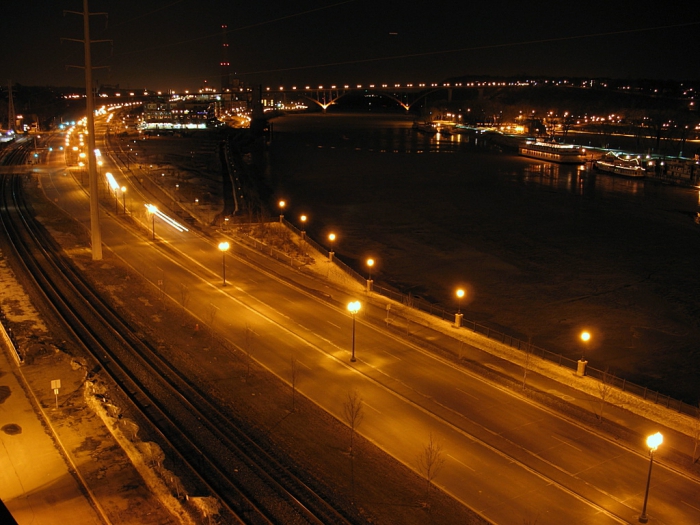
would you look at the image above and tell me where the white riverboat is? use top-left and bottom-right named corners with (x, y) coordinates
top-left (594, 152), bottom-right (646, 178)
top-left (519, 140), bottom-right (586, 164)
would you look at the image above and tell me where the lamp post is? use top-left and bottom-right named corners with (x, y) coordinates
top-left (578, 331), bottom-right (590, 376)
top-left (300, 214), bottom-right (307, 239)
top-left (639, 432), bottom-right (663, 523)
top-left (347, 300), bottom-right (361, 362)
top-left (121, 186), bottom-right (127, 214)
top-left (366, 258), bottom-right (374, 292)
top-left (146, 204), bottom-right (157, 240)
top-left (328, 233), bottom-right (336, 261)
top-left (218, 241), bottom-right (230, 286)
top-left (455, 288), bottom-right (465, 327)
top-left (278, 199), bottom-right (286, 223)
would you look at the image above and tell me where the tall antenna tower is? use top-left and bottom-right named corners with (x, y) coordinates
top-left (7, 81), bottom-right (15, 132)
top-left (220, 24), bottom-right (230, 93)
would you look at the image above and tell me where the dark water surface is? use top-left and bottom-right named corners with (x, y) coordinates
top-left (268, 113), bottom-right (700, 403)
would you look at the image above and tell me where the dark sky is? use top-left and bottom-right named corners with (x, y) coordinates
top-left (2, 0), bottom-right (699, 92)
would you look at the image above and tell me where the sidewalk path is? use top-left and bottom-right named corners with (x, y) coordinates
top-left (0, 345), bottom-right (102, 525)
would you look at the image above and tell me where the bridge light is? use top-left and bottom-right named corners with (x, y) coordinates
top-left (344, 85), bottom-right (349, 89)
top-left (292, 86), bottom-right (297, 90)
top-left (357, 85), bottom-right (362, 88)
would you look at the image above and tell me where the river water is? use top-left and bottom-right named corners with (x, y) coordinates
top-left (267, 113), bottom-right (700, 404)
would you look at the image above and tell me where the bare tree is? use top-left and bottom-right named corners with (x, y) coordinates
top-left (343, 389), bottom-right (364, 456)
top-left (206, 303), bottom-right (219, 345)
top-left (417, 432), bottom-right (445, 499)
top-left (597, 368), bottom-right (613, 422)
top-left (343, 389), bottom-right (365, 502)
top-left (243, 323), bottom-right (255, 378)
top-left (290, 355), bottom-right (300, 412)
top-left (178, 283), bottom-right (190, 313)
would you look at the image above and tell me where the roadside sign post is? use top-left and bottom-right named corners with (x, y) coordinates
top-left (51, 379), bottom-right (61, 409)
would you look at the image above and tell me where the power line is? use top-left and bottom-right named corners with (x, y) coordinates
top-left (240, 20), bottom-right (700, 76)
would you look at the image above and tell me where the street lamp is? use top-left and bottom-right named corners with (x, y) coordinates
top-left (145, 204), bottom-right (157, 239)
top-left (366, 258), bottom-right (374, 292)
top-left (639, 432), bottom-right (663, 523)
top-left (121, 186), bottom-right (127, 214)
top-left (455, 288), bottom-right (465, 328)
top-left (347, 300), bottom-right (361, 362)
top-left (300, 214), bottom-right (307, 239)
top-left (578, 330), bottom-right (591, 376)
top-left (456, 288), bottom-right (465, 313)
top-left (278, 199), bottom-right (286, 223)
top-left (328, 233), bottom-right (336, 261)
top-left (218, 241), bottom-right (230, 286)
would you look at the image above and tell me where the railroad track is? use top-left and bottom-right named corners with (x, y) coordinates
top-left (0, 148), bottom-right (353, 525)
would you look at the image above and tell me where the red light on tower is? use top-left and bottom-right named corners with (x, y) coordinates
top-left (220, 24), bottom-right (231, 92)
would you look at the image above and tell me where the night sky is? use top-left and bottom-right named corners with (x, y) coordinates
top-left (2, 0), bottom-right (699, 92)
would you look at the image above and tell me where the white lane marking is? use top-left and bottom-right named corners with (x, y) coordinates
top-left (363, 402), bottom-right (382, 414)
top-left (456, 387), bottom-right (479, 400)
top-left (681, 500), bottom-right (700, 513)
top-left (552, 435), bottom-right (582, 452)
top-left (448, 453), bottom-right (476, 472)
top-left (295, 359), bottom-right (312, 370)
top-left (327, 321), bottom-right (341, 330)
top-left (378, 347), bottom-right (401, 360)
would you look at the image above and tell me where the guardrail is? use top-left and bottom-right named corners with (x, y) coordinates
top-left (234, 218), bottom-right (699, 419)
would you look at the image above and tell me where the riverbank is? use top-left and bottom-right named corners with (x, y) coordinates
top-left (265, 112), bottom-right (700, 405)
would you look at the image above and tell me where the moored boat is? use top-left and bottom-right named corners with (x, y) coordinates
top-left (594, 152), bottom-right (646, 178)
top-left (519, 140), bottom-right (586, 164)
top-left (412, 121), bottom-right (437, 134)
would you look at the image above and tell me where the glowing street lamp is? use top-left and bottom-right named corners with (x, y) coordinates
top-left (366, 258), bottom-right (375, 292)
top-left (455, 288), bottom-right (465, 328)
top-left (366, 258), bottom-right (374, 280)
top-left (218, 241), bottom-right (230, 286)
top-left (456, 288), bottom-right (465, 314)
top-left (146, 204), bottom-right (157, 239)
top-left (578, 331), bottom-right (591, 376)
top-left (300, 214), bottom-right (307, 239)
top-left (347, 300), bottom-right (361, 362)
top-left (580, 331), bottom-right (591, 354)
top-left (328, 233), bottom-right (336, 261)
top-left (278, 199), bottom-right (286, 223)
top-left (121, 186), bottom-right (127, 214)
top-left (639, 432), bottom-right (663, 523)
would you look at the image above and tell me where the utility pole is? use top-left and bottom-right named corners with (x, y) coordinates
top-left (64, 0), bottom-right (110, 261)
